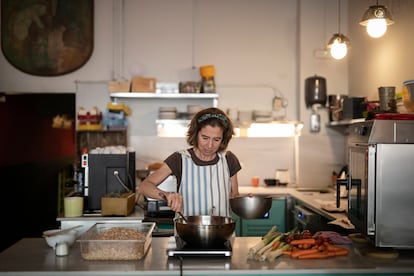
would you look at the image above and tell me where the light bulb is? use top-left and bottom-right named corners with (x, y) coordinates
top-left (330, 40), bottom-right (348, 60)
top-left (366, 18), bottom-right (387, 38)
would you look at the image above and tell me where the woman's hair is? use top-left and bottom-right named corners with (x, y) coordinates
top-left (186, 107), bottom-right (234, 152)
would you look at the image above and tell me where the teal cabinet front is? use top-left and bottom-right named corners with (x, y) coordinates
top-left (234, 198), bottom-right (286, 237)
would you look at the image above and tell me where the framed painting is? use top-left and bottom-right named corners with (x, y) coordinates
top-left (1, 0), bottom-right (93, 76)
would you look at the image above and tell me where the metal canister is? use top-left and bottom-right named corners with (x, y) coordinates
top-left (305, 75), bottom-right (327, 108)
top-left (378, 86), bottom-right (396, 112)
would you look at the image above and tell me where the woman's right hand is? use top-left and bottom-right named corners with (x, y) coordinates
top-left (162, 192), bottom-right (183, 213)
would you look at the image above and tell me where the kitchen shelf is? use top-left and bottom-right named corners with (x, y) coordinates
top-left (325, 118), bottom-right (365, 134)
top-left (110, 92), bottom-right (219, 109)
top-left (156, 119), bottom-right (304, 137)
top-left (110, 92), bottom-right (218, 100)
top-left (325, 118), bottom-right (365, 127)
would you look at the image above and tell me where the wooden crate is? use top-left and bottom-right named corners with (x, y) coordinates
top-left (108, 81), bottom-right (131, 92)
top-left (101, 192), bottom-right (135, 216)
top-left (131, 77), bottom-right (156, 92)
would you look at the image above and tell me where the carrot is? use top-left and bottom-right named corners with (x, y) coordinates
top-left (282, 250), bottom-right (292, 255)
top-left (334, 248), bottom-right (349, 256)
top-left (324, 242), bottom-right (348, 253)
top-left (317, 244), bottom-right (326, 251)
top-left (290, 238), bottom-right (316, 245)
top-left (271, 240), bottom-right (281, 251)
top-left (291, 248), bottom-right (319, 258)
top-left (297, 251), bottom-right (330, 259)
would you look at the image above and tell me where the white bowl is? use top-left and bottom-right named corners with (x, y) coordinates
top-left (43, 229), bottom-right (78, 249)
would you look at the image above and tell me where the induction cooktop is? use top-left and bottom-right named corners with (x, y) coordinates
top-left (166, 236), bottom-right (232, 257)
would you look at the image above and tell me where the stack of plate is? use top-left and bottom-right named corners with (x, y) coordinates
top-left (159, 107), bottom-right (177, 119)
top-left (253, 110), bottom-right (272, 122)
top-left (187, 105), bottom-right (203, 116)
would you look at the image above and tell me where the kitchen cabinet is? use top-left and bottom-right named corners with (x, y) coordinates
top-left (235, 198), bottom-right (286, 237)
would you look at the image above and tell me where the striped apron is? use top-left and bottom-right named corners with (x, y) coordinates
top-left (178, 149), bottom-right (231, 217)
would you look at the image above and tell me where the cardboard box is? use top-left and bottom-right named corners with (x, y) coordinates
top-left (108, 81), bottom-right (131, 92)
top-left (101, 192), bottom-right (135, 216)
top-left (131, 77), bottom-right (156, 92)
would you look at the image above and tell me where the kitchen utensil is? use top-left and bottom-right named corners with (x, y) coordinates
top-left (305, 75), bottom-right (327, 108)
top-left (55, 242), bottom-right (69, 256)
top-left (275, 169), bottom-right (290, 185)
top-left (310, 104), bottom-right (322, 132)
top-left (63, 197), bottom-right (83, 217)
top-left (264, 178), bottom-right (279, 186)
top-left (378, 86), bottom-right (396, 112)
top-left (328, 94), bottom-right (348, 121)
top-left (251, 176), bottom-right (260, 187)
top-left (342, 97), bottom-right (367, 119)
top-left (43, 228), bottom-right (79, 249)
top-left (78, 222), bottom-right (155, 260)
top-left (42, 225), bottom-right (82, 237)
top-left (159, 192), bottom-right (187, 222)
top-left (230, 195), bottom-right (272, 219)
top-left (175, 215), bottom-right (235, 248)
top-left (403, 80), bottom-right (414, 112)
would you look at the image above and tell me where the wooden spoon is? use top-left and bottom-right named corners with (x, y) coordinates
top-left (159, 192), bottom-right (187, 223)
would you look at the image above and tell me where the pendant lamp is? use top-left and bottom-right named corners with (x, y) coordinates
top-left (327, 0), bottom-right (350, 60)
top-left (359, 0), bottom-right (394, 38)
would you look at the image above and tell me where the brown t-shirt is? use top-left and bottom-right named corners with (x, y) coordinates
top-left (164, 148), bottom-right (241, 188)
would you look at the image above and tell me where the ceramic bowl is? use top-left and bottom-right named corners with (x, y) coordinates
top-left (43, 229), bottom-right (78, 249)
top-left (264, 178), bottom-right (279, 186)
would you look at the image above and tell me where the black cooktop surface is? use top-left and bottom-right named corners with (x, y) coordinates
top-left (166, 236), bottom-right (232, 257)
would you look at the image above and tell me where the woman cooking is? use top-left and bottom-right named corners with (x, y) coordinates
top-left (136, 107), bottom-right (241, 217)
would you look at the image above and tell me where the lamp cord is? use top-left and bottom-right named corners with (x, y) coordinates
top-left (337, 0), bottom-right (341, 34)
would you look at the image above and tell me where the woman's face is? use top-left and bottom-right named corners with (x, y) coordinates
top-left (196, 125), bottom-right (223, 155)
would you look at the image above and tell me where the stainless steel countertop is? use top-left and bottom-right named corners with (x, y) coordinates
top-left (1, 237), bottom-right (413, 276)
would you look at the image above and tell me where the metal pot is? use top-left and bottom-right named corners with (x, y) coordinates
top-left (230, 195), bottom-right (272, 219)
top-left (175, 215), bottom-right (235, 248)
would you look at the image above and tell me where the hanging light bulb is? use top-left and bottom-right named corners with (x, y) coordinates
top-left (359, 1), bottom-right (394, 38)
top-left (326, 0), bottom-right (350, 60)
top-left (327, 34), bottom-right (350, 60)
top-left (366, 18), bottom-right (387, 38)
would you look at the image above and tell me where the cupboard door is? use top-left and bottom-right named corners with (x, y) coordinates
top-left (240, 198), bottom-right (286, 237)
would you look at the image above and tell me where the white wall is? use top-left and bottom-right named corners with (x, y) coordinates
top-left (348, 0), bottom-right (414, 100)
top-left (0, 0), bottom-right (353, 188)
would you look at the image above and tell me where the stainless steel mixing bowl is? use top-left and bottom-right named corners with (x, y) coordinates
top-left (175, 215), bottom-right (235, 248)
top-left (230, 195), bottom-right (273, 219)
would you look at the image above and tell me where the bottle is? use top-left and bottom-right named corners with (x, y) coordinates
top-left (199, 65), bottom-right (216, 93)
top-left (72, 164), bottom-right (79, 193)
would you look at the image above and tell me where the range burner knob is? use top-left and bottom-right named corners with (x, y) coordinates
top-left (358, 125), bottom-right (368, 136)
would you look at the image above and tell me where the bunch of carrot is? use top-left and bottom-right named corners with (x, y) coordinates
top-left (282, 237), bottom-right (349, 259)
